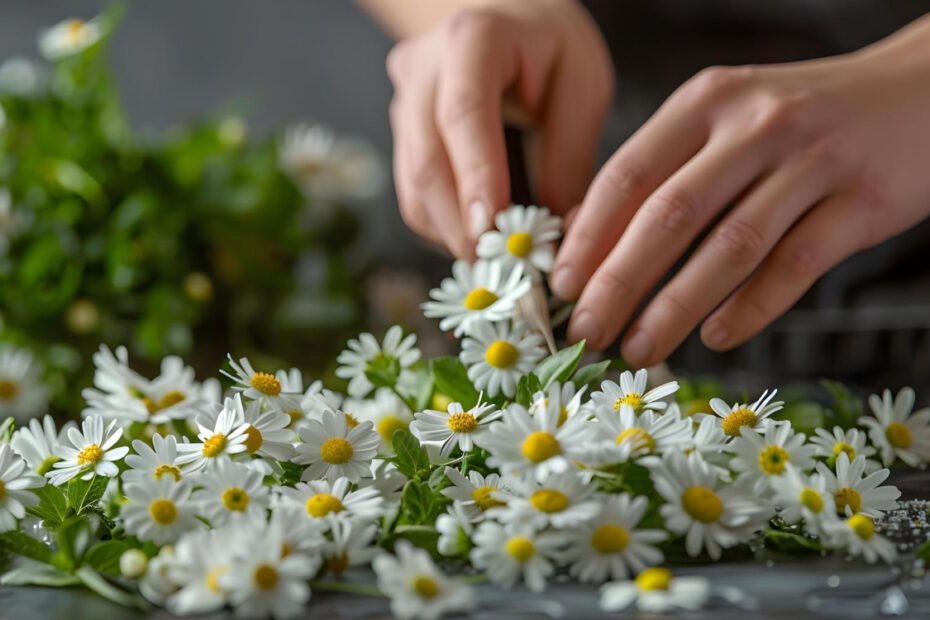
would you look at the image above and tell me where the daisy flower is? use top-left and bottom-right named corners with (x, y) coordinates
top-left (121, 477), bottom-right (198, 545)
top-left (410, 399), bottom-right (501, 457)
top-left (685, 413), bottom-right (730, 471)
top-left (222, 355), bottom-right (300, 413)
top-left (335, 325), bottom-right (421, 398)
top-left (494, 470), bottom-right (601, 529)
top-left (10, 415), bottom-right (75, 476)
top-left (277, 477), bottom-right (383, 526)
top-left (0, 345), bottom-right (48, 423)
top-left (321, 516), bottom-right (379, 576)
top-left (84, 345), bottom-right (149, 403)
top-left (459, 320), bottom-right (545, 399)
top-left (47, 416), bottom-right (129, 486)
top-left (352, 388), bottom-right (414, 455)
top-left (599, 568), bottom-right (712, 613)
top-left (769, 466), bottom-right (839, 535)
top-left (123, 434), bottom-right (187, 485)
top-left (358, 459), bottom-right (408, 504)
top-left (810, 426), bottom-right (880, 472)
top-left (0, 444), bottom-right (44, 532)
top-left (648, 451), bottom-right (772, 560)
top-left (239, 398), bottom-right (297, 462)
top-left (259, 506), bottom-right (327, 559)
top-left (176, 395), bottom-right (250, 471)
top-left (826, 513), bottom-right (897, 564)
top-left (815, 453), bottom-right (900, 518)
top-left (860, 387), bottom-right (930, 467)
top-left (194, 458), bottom-right (270, 526)
top-left (729, 421), bottom-right (817, 496)
top-left (529, 381), bottom-right (587, 427)
top-left (470, 521), bottom-right (570, 592)
top-left (166, 528), bottom-right (234, 616)
top-left (709, 389), bottom-right (784, 438)
top-left (436, 503), bottom-right (477, 558)
top-left (373, 540), bottom-right (475, 620)
top-left (140, 546), bottom-right (180, 605)
top-left (441, 467), bottom-right (509, 520)
top-left (477, 402), bottom-right (593, 481)
top-left (590, 369), bottom-right (679, 415)
top-left (590, 405), bottom-right (692, 464)
top-left (421, 259), bottom-right (531, 337)
top-left (39, 16), bottom-right (103, 60)
top-left (294, 409), bottom-right (380, 482)
top-left (476, 204), bottom-right (562, 280)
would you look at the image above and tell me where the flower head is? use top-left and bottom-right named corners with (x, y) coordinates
top-left (335, 325), bottom-right (420, 398)
top-left (459, 320), bottom-right (545, 399)
top-left (476, 204), bottom-right (562, 280)
top-left (860, 387), bottom-right (930, 467)
top-left (47, 416), bottom-right (129, 485)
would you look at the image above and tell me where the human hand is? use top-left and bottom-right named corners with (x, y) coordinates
top-left (550, 15), bottom-right (930, 366)
top-left (386, 0), bottom-right (613, 258)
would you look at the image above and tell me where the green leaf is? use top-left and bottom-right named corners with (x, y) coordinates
top-left (394, 524), bottom-right (440, 555)
top-left (430, 357), bottom-right (479, 409)
top-left (76, 566), bottom-right (148, 610)
top-left (535, 341), bottom-right (586, 389)
top-left (391, 430), bottom-right (431, 481)
top-left (26, 484), bottom-right (70, 527)
top-left (571, 360), bottom-right (611, 389)
top-left (55, 516), bottom-right (94, 571)
top-left (0, 416), bottom-right (15, 443)
top-left (67, 475), bottom-right (109, 515)
top-left (515, 373), bottom-right (543, 408)
top-left (0, 531), bottom-right (53, 564)
top-left (84, 540), bottom-right (130, 578)
top-left (401, 480), bottom-right (430, 523)
top-left (364, 353), bottom-right (402, 391)
top-left (0, 561), bottom-right (82, 587)
top-left (916, 539), bottom-right (930, 562)
top-left (277, 461), bottom-right (304, 487)
top-left (764, 528), bottom-right (825, 554)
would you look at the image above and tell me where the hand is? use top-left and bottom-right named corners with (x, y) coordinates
top-left (386, 0), bottom-right (614, 258)
top-left (550, 15), bottom-right (930, 366)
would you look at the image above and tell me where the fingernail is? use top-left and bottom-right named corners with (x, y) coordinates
top-left (702, 320), bottom-right (730, 350)
top-left (622, 329), bottom-right (655, 365)
top-left (568, 311), bottom-right (602, 346)
top-left (468, 200), bottom-right (489, 239)
top-left (549, 266), bottom-right (579, 300)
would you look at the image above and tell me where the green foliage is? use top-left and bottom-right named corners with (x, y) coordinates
top-left (515, 373), bottom-right (542, 407)
top-left (820, 379), bottom-right (865, 430)
top-left (26, 484), bottom-right (70, 527)
top-left (571, 360), bottom-right (611, 390)
top-left (390, 429), bottom-right (431, 481)
top-left (66, 475), bottom-right (109, 516)
top-left (430, 357), bottom-right (479, 409)
top-left (535, 340), bottom-right (585, 388)
top-left (763, 527), bottom-right (825, 554)
top-left (916, 538), bottom-right (930, 562)
top-left (0, 531), bottom-right (53, 564)
top-left (84, 539), bottom-right (130, 577)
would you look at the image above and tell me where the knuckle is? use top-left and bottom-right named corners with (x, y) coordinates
top-left (779, 244), bottom-right (821, 279)
top-left (437, 87), bottom-right (487, 129)
top-left (804, 135), bottom-right (851, 171)
top-left (747, 92), bottom-right (814, 139)
top-left (445, 8), bottom-right (501, 41)
top-left (592, 269), bottom-right (633, 300)
top-left (680, 65), bottom-right (749, 105)
top-left (408, 151), bottom-right (442, 188)
top-left (598, 159), bottom-right (648, 200)
top-left (655, 291), bottom-right (693, 324)
top-left (386, 44), bottom-right (410, 84)
top-left (712, 219), bottom-right (765, 263)
top-left (645, 189), bottom-right (699, 233)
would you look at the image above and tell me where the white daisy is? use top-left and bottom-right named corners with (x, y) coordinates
top-left (321, 515), bottom-right (379, 576)
top-left (493, 470), bottom-right (600, 529)
top-left (860, 387), bottom-right (930, 467)
top-left (590, 404), bottom-right (692, 465)
top-left (476, 204), bottom-right (562, 280)
top-left (176, 395), bottom-right (250, 471)
top-left (729, 422), bottom-right (817, 496)
top-left (810, 426), bottom-right (880, 472)
top-left (373, 540), bottom-right (475, 620)
top-left (459, 320), bottom-right (545, 399)
top-left (0, 444), bottom-right (44, 532)
top-left (39, 17), bottom-right (104, 60)
top-left (239, 398), bottom-right (297, 462)
top-left (709, 389), bottom-right (784, 438)
top-left (648, 451), bottom-right (772, 560)
top-left (352, 388), bottom-right (414, 455)
top-left (685, 413), bottom-right (730, 471)
top-left (123, 434), bottom-right (187, 485)
top-left (470, 521), bottom-right (570, 592)
top-left (441, 467), bottom-right (509, 520)
top-left (599, 568), bottom-right (712, 613)
top-left (815, 453), bottom-right (900, 518)
top-left (277, 477), bottom-right (383, 525)
top-left (335, 325), bottom-right (420, 398)
top-left (10, 415), bottom-right (75, 476)
top-left (825, 513), bottom-right (897, 564)
top-left (165, 528), bottom-right (234, 615)
top-left (769, 466), bottom-right (839, 535)
top-left (121, 476), bottom-right (198, 545)
top-left (222, 355), bottom-right (300, 413)
top-left (421, 259), bottom-right (531, 337)
top-left (529, 381), bottom-right (587, 427)
top-left (139, 546), bottom-right (180, 605)
top-left (47, 416), bottom-right (129, 485)
top-left (410, 399), bottom-right (501, 457)
top-left (0, 345), bottom-right (48, 423)
top-left (590, 369), bottom-right (679, 415)
top-left (194, 458), bottom-right (270, 526)
top-left (294, 409), bottom-right (380, 482)
top-left (83, 345), bottom-right (149, 405)
top-left (259, 505), bottom-right (327, 559)
top-left (436, 503), bottom-right (476, 558)
top-left (358, 458), bottom-right (408, 504)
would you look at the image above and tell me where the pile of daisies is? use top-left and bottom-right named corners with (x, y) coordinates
top-left (1, 205), bottom-right (930, 619)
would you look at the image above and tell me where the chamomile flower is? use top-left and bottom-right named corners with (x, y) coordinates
top-left (441, 467), bottom-right (509, 520)
top-left (277, 477), bottom-right (384, 526)
top-left (709, 389), bottom-right (784, 438)
top-left (590, 369), bottom-right (679, 415)
top-left (176, 395), bottom-right (250, 471)
top-left (599, 568), bottom-right (712, 613)
top-left (121, 476), bottom-right (198, 545)
top-left (826, 513), bottom-right (897, 564)
top-left (815, 453), bottom-right (900, 518)
top-left (194, 458), bottom-right (270, 526)
top-left (563, 493), bottom-right (667, 584)
top-left (810, 426), bottom-right (880, 473)
top-left (0, 444), bottom-right (44, 532)
top-left (262, 506), bottom-right (326, 559)
top-left (47, 416), bottom-right (129, 485)
top-left (166, 529), bottom-right (233, 615)
top-left (476, 204), bottom-right (562, 280)
top-left (685, 413), bottom-right (730, 471)
top-left (335, 325), bottom-right (421, 398)
top-left (373, 540), bottom-right (475, 620)
top-left (239, 399), bottom-right (297, 462)
top-left (294, 409), bottom-right (380, 482)
top-left (478, 402), bottom-right (593, 481)
top-left (123, 434), bottom-right (187, 485)
top-left (459, 320), bottom-right (545, 399)
top-left (410, 399), bottom-right (501, 457)
top-left (140, 546), bottom-right (179, 605)
top-left (222, 355), bottom-right (300, 413)
top-left (495, 470), bottom-right (601, 529)
top-left (591, 405), bottom-right (692, 464)
top-left (649, 451), bottom-right (772, 560)
top-left (529, 381), bottom-right (587, 427)
top-left (352, 388), bottom-right (414, 455)
top-left (470, 521), bottom-right (570, 592)
top-left (39, 17), bottom-right (104, 60)
top-left (729, 422), bottom-right (817, 496)
top-left (769, 467), bottom-right (839, 535)
top-left (84, 345), bottom-right (148, 403)
top-left (422, 259), bottom-right (531, 337)
top-left (321, 516), bottom-right (379, 576)
top-left (436, 503), bottom-right (476, 557)
top-left (358, 458), bottom-right (408, 504)
top-left (0, 345), bottom-right (48, 423)
top-left (10, 415), bottom-right (75, 476)
top-left (860, 387), bottom-right (930, 467)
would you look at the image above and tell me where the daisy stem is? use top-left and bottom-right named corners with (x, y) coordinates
top-left (311, 579), bottom-right (385, 597)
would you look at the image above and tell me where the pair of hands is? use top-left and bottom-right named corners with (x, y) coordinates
top-left (386, 1), bottom-right (930, 367)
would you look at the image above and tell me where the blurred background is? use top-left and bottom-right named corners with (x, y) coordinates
top-left (0, 0), bottom-right (928, 419)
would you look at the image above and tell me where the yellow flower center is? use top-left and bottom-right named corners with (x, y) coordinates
top-left (800, 487), bottom-right (824, 513)
top-left (0, 480), bottom-right (6, 502)
top-left (202, 433), bottom-right (227, 458)
top-left (557, 406), bottom-right (570, 427)
top-left (410, 575), bottom-right (439, 600)
top-left (505, 536), bottom-right (535, 562)
top-left (281, 543), bottom-right (292, 557)
top-left (506, 232), bottom-right (534, 258)
top-left (287, 410), bottom-right (303, 427)
top-left (529, 489), bottom-right (570, 513)
top-left (320, 438), bottom-right (354, 464)
top-left (615, 428), bottom-right (656, 453)
top-left (471, 486), bottom-right (505, 511)
top-left (148, 499), bottom-right (178, 525)
top-left (0, 380), bottom-right (19, 401)
top-left (327, 553), bottom-right (350, 575)
top-left (721, 407), bottom-right (757, 437)
top-left (154, 464), bottom-right (182, 482)
top-left (306, 493), bottom-right (344, 518)
top-left (65, 19), bottom-right (86, 43)
top-left (521, 431), bottom-right (561, 463)
top-left (206, 566), bottom-right (227, 594)
top-left (243, 425), bottom-right (263, 453)
top-left (249, 372), bottom-right (281, 396)
top-left (681, 486), bottom-right (724, 523)
top-left (77, 443), bottom-right (104, 466)
top-left (886, 422), bottom-right (913, 449)
top-left (485, 340), bottom-right (519, 369)
top-left (848, 514), bottom-right (874, 540)
top-left (635, 567), bottom-right (673, 592)
top-left (253, 564), bottom-right (279, 591)
top-left (613, 393), bottom-right (643, 411)
top-left (222, 487), bottom-right (249, 512)
top-left (447, 412), bottom-right (478, 433)
top-left (758, 445), bottom-right (790, 475)
top-left (832, 442), bottom-right (856, 461)
top-left (377, 415), bottom-right (408, 442)
top-left (834, 487), bottom-right (862, 515)
top-left (463, 287), bottom-right (498, 310)
top-left (591, 524), bottom-right (629, 554)
top-left (344, 413), bottom-right (360, 428)
top-left (158, 391), bottom-right (187, 410)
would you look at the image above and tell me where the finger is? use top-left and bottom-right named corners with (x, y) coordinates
top-left (390, 97), bottom-right (443, 245)
top-left (701, 191), bottom-right (880, 350)
top-left (568, 131), bottom-right (771, 351)
top-left (621, 151), bottom-right (841, 366)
